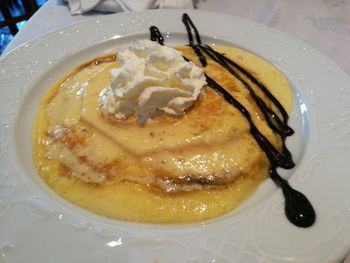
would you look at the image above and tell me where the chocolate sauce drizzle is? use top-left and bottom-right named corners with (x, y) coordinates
top-left (150, 26), bottom-right (164, 45)
top-left (182, 14), bottom-right (207, 67)
top-left (149, 14), bottom-right (315, 227)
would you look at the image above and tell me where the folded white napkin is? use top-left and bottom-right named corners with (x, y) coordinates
top-left (65, 0), bottom-right (194, 15)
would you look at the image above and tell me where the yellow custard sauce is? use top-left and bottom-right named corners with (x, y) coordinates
top-left (32, 45), bottom-right (292, 223)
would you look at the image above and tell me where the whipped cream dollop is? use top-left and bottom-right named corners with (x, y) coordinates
top-left (99, 39), bottom-right (207, 124)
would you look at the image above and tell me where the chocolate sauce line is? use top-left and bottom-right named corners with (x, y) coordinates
top-left (182, 13), bottom-right (291, 136)
top-left (204, 45), bottom-right (291, 128)
top-left (182, 13), bottom-right (202, 45)
top-left (150, 26), bottom-right (164, 45)
top-left (205, 75), bottom-right (293, 169)
top-left (181, 13), bottom-right (315, 227)
top-left (199, 45), bottom-right (293, 138)
top-left (148, 14), bottom-right (316, 227)
top-left (182, 14), bottom-right (207, 67)
top-left (198, 45), bottom-right (297, 172)
top-left (205, 74), bottom-right (315, 227)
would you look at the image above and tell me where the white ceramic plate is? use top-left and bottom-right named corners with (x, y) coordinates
top-left (1, 10), bottom-right (350, 263)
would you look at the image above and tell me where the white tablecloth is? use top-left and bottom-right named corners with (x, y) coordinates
top-left (2, 0), bottom-right (350, 261)
top-left (3, 0), bottom-right (350, 76)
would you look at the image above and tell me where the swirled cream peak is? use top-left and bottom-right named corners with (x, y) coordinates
top-left (99, 40), bottom-right (206, 124)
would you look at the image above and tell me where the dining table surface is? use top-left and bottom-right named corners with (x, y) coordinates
top-left (1, 0), bottom-right (350, 262)
top-left (3, 0), bottom-right (350, 77)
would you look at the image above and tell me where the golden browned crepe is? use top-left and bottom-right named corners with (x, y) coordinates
top-left (32, 45), bottom-right (292, 223)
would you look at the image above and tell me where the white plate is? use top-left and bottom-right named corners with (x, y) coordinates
top-left (1, 10), bottom-right (350, 263)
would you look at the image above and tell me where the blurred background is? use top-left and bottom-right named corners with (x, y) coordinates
top-left (0, 0), bottom-right (47, 54)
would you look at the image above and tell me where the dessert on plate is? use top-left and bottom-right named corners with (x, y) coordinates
top-left (33, 13), bottom-right (318, 226)
top-left (32, 37), bottom-right (294, 223)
